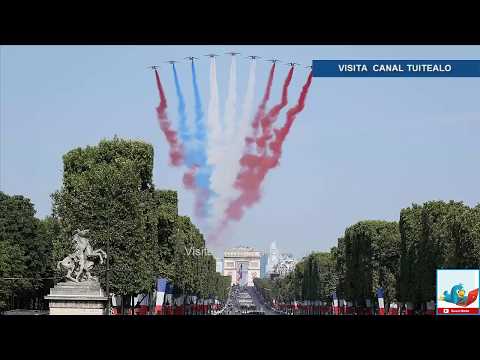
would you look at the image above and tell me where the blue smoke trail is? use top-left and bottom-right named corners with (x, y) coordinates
top-left (172, 64), bottom-right (193, 166)
top-left (191, 61), bottom-right (213, 218)
top-left (192, 61), bottom-right (206, 149)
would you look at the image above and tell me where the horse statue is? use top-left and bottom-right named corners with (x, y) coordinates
top-left (57, 229), bottom-right (107, 283)
top-left (57, 254), bottom-right (77, 282)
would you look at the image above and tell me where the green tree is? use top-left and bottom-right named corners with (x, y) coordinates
top-left (0, 192), bottom-right (59, 311)
top-left (0, 239), bottom-right (28, 312)
top-left (299, 252), bottom-right (338, 302)
top-left (333, 238), bottom-right (347, 299)
top-left (399, 200), bottom-right (480, 304)
top-left (52, 138), bottom-right (160, 302)
top-left (343, 220), bottom-right (400, 305)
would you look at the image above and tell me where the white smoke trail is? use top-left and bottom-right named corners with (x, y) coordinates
top-left (211, 59), bottom-right (257, 226)
top-left (206, 58), bottom-right (221, 169)
top-left (210, 56), bottom-right (237, 223)
top-left (223, 56), bottom-right (237, 144)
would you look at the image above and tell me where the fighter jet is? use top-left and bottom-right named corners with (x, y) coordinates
top-left (286, 62), bottom-right (300, 67)
top-left (266, 59), bottom-right (281, 64)
top-left (185, 56), bottom-right (199, 62)
top-left (204, 54), bottom-right (219, 58)
top-left (246, 55), bottom-right (261, 60)
top-left (147, 65), bottom-right (160, 70)
top-left (165, 60), bottom-right (179, 65)
top-left (225, 52), bottom-right (240, 56)
top-left (305, 65), bottom-right (313, 69)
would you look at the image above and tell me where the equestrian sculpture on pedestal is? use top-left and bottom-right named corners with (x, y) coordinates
top-left (57, 229), bottom-right (107, 282)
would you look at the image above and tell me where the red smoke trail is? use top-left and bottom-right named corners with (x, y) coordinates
top-left (245, 63), bottom-right (277, 146)
top-left (182, 165), bottom-right (208, 218)
top-left (156, 63), bottom-right (206, 218)
top-left (255, 67), bottom-right (294, 153)
top-left (193, 187), bottom-right (209, 219)
top-left (182, 165), bottom-right (197, 189)
top-left (154, 69), bottom-right (183, 166)
top-left (218, 71), bottom-right (313, 228)
top-left (268, 71), bottom-right (313, 160)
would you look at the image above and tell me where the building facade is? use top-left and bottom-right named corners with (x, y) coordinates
top-left (265, 241), bottom-right (297, 278)
top-left (266, 241), bottom-right (280, 276)
top-left (260, 252), bottom-right (268, 278)
top-left (273, 256), bottom-right (297, 278)
top-left (223, 246), bottom-right (261, 286)
top-left (215, 257), bottom-right (223, 274)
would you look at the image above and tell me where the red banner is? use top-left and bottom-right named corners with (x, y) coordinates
top-left (437, 308), bottom-right (479, 315)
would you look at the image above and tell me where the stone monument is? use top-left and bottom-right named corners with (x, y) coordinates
top-left (45, 229), bottom-right (109, 315)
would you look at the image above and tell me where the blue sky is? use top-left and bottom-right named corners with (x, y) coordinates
top-left (1, 45), bottom-right (479, 259)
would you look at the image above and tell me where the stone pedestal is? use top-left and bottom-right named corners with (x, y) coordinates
top-left (45, 280), bottom-right (108, 315)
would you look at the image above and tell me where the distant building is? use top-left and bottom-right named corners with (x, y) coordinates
top-left (273, 255), bottom-right (297, 278)
top-left (266, 241), bottom-right (297, 278)
top-left (215, 258), bottom-right (223, 273)
top-left (223, 246), bottom-right (261, 286)
top-left (266, 242), bottom-right (279, 276)
top-left (260, 252), bottom-right (268, 278)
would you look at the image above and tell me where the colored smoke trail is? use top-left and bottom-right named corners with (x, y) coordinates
top-left (212, 71), bottom-right (313, 237)
top-left (223, 56), bottom-right (238, 145)
top-left (211, 59), bottom-right (257, 227)
top-left (256, 67), bottom-right (294, 153)
top-left (268, 72), bottom-right (314, 163)
top-left (192, 62), bottom-right (206, 144)
top-left (173, 62), bottom-right (211, 219)
top-left (190, 60), bottom-right (212, 218)
top-left (246, 63), bottom-right (276, 150)
top-left (206, 58), bottom-right (221, 171)
top-left (210, 56), bottom-right (239, 223)
top-left (154, 69), bottom-right (183, 166)
top-left (183, 165), bottom-right (198, 190)
top-left (172, 64), bottom-right (192, 165)
top-left (205, 57), bottom-right (222, 227)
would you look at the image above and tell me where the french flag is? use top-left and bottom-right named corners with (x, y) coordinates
top-left (174, 295), bottom-right (185, 315)
top-left (237, 264), bottom-right (243, 283)
top-left (344, 300), bottom-right (351, 315)
top-left (405, 302), bottom-right (414, 315)
top-left (111, 294), bottom-right (122, 315)
top-left (134, 294), bottom-right (149, 315)
top-left (191, 295), bottom-right (198, 315)
top-left (164, 282), bottom-right (174, 315)
top-left (365, 298), bottom-right (373, 315)
top-left (155, 278), bottom-right (167, 315)
top-left (189, 295), bottom-right (197, 315)
top-left (388, 302), bottom-right (399, 315)
top-left (201, 298), bottom-right (207, 315)
top-left (332, 292), bottom-right (339, 315)
top-left (197, 298), bottom-right (203, 314)
top-left (425, 300), bottom-right (435, 315)
top-left (339, 299), bottom-right (345, 315)
top-left (376, 288), bottom-right (385, 315)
